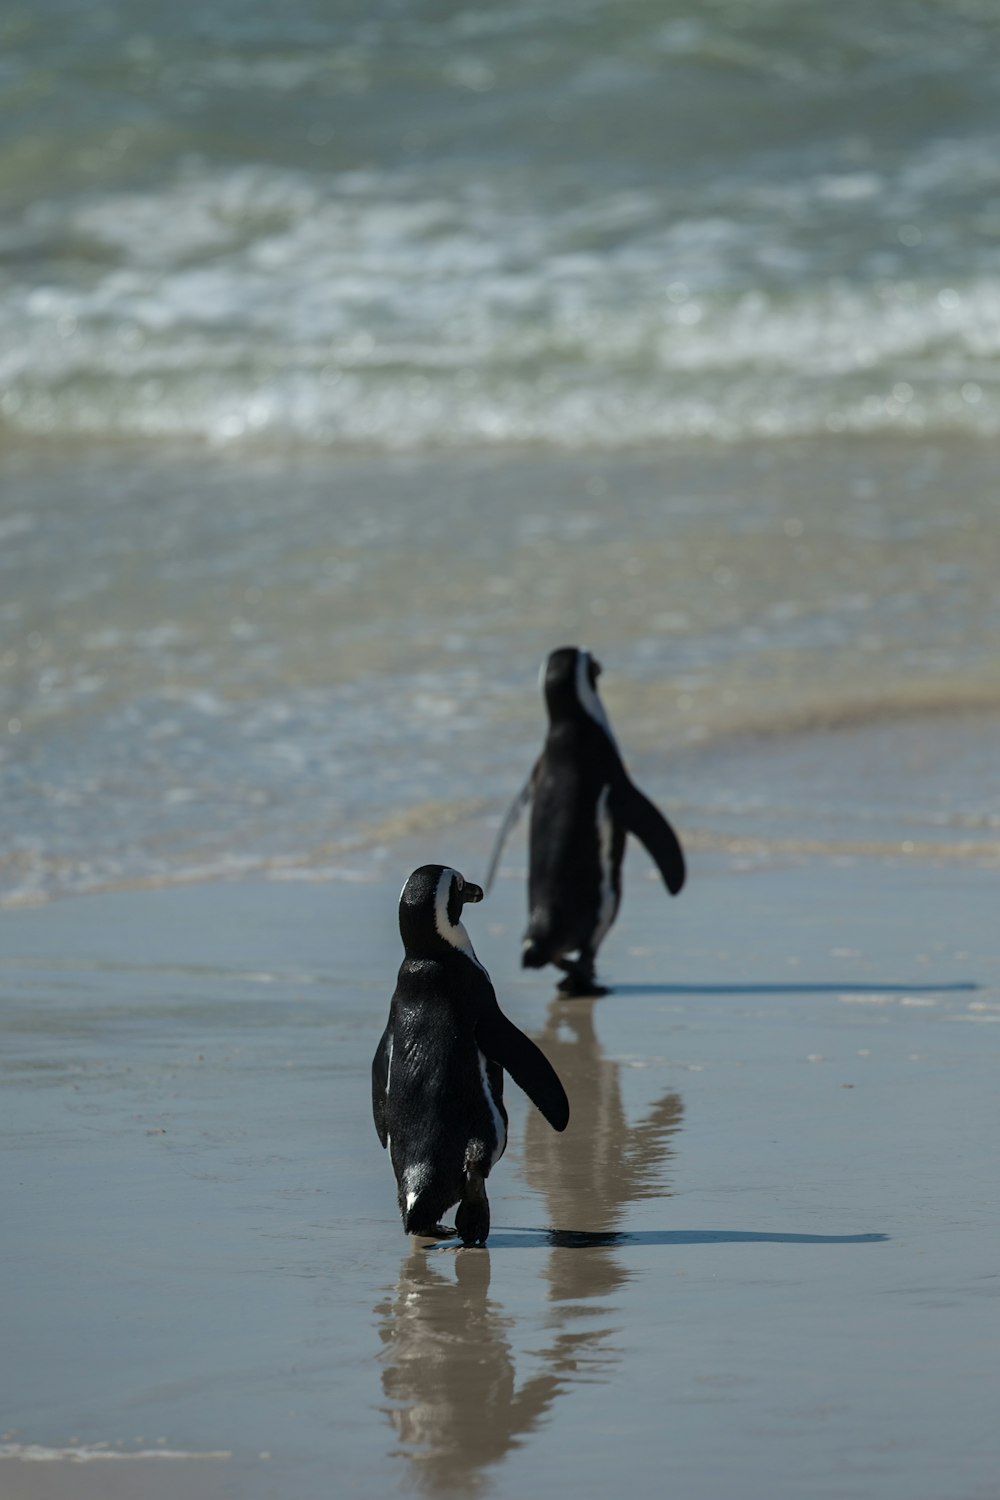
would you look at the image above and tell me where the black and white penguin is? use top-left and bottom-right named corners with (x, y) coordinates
top-left (484, 646), bottom-right (686, 996)
top-left (372, 863), bottom-right (569, 1246)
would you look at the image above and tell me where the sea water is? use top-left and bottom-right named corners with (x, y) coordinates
top-left (2, 0), bottom-right (1000, 901)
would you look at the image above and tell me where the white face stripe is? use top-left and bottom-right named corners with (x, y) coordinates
top-left (433, 867), bottom-right (465, 948)
top-left (574, 648), bottom-right (617, 745)
top-left (433, 867), bottom-right (486, 971)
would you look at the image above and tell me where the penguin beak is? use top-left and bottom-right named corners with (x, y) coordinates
top-left (461, 882), bottom-right (484, 905)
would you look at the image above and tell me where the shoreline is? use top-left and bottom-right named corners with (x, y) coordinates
top-left (4, 433), bottom-right (1000, 910)
top-left (4, 704), bottom-right (1000, 911)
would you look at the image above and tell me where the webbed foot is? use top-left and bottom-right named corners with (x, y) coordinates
top-left (455, 1169), bottom-right (490, 1247)
top-left (556, 970), bottom-right (609, 998)
top-left (409, 1222), bottom-right (457, 1240)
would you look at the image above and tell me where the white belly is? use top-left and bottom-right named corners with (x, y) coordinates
top-left (592, 783), bottom-right (617, 948)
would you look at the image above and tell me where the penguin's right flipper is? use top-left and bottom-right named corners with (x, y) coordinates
top-left (478, 1008), bottom-right (569, 1132)
top-left (371, 1025), bottom-right (391, 1147)
top-left (614, 778), bottom-right (686, 895)
top-left (482, 768), bottom-right (536, 894)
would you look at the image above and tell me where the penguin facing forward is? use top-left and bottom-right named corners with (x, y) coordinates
top-left (484, 647), bottom-right (686, 997)
top-left (372, 864), bottom-right (569, 1246)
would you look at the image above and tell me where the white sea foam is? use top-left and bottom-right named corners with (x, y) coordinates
top-left (0, 1443), bottom-right (231, 1462)
top-left (3, 132), bottom-right (1000, 450)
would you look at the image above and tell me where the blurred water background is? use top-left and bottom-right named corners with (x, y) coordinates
top-left (2, 0), bottom-right (1000, 902)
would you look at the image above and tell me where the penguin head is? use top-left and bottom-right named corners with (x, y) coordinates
top-left (541, 646), bottom-right (609, 731)
top-left (398, 864), bottom-right (485, 962)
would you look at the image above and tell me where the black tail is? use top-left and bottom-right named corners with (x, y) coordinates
top-left (400, 1171), bottom-right (457, 1236)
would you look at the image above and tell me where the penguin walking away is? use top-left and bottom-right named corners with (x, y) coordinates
top-left (484, 646), bottom-right (686, 996)
top-left (372, 864), bottom-right (569, 1246)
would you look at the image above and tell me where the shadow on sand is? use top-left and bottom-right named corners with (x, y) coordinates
top-left (451, 1227), bottom-right (888, 1251)
top-left (608, 980), bottom-right (979, 997)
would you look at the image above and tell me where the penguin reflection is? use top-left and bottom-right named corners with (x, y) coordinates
top-left (376, 1248), bottom-right (560, 1497)
top-left (376, 1008), bottom-right (683, 1492)
top-left (524, 996), bottom-right (683, 1304)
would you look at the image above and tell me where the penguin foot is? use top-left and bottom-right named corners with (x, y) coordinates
top-left (556, 971), bottom-right (608, 998)
top-left (455, 1170), bottom-right (490, 1247)
top-left (410, 1222), bottom-right (457, 1240)
top-left (455, 1204), bottom-right (489, 1247)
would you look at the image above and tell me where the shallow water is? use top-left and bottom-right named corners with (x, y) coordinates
top-left (2, 864), bottom-right (999, 1499)
top-left (2, 438), bottom-right (999, 903)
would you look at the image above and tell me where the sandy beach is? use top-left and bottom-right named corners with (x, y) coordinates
top-left (3, 834), bottom-right (999, 1500)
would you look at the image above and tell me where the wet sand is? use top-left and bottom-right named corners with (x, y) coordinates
top-left (3, 846), bottom-right (999, 1500)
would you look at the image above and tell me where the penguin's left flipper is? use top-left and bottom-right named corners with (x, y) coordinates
top-left (478, 1009), bottom-right (570, 1132)
top-left (371, 1025), bottom-right (391, 1147)
top-left (614, 778), bottom-right (686, 895)
top-left (482, 767), bottom-right (536, 894)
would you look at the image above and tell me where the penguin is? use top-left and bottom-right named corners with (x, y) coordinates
top-left (372, 863), bottom-right (569, 1246)
top-left (484, 646), bottom-right (686, 996)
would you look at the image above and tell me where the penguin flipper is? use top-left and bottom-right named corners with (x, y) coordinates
top-left (371, 1024), bottom-right (391, 1147)
top-left (478, 1008), bottom-right (569, 1132)
top-left (482, 768), bottom-right (536, 895)
top-left (615, 778), bottom-right (686, 895)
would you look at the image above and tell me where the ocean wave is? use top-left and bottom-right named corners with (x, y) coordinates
top-left (4, 152), bottom-right (1000, 452)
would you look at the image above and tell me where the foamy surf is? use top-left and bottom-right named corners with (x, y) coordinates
top-left (0, 1443), bottom-right (231, 1462)
top-left (4, 150), bottom-right (1000, 452)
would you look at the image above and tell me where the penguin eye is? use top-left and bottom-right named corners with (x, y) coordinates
top-left (455, 873), bottom-right (464, 892)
